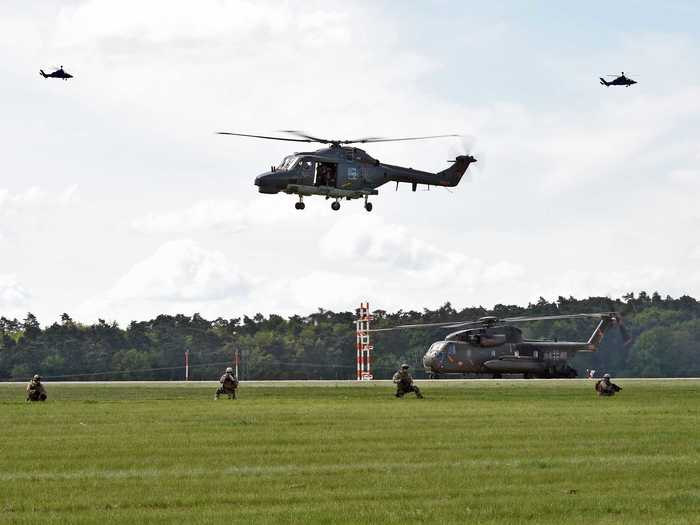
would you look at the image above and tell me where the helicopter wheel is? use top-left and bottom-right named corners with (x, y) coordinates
top-left (364, 202), bottom-right (372, 212)
top-left (331, 200), bottom-right (341, 211)
top-left (294, 202), bottom-right (305, 210)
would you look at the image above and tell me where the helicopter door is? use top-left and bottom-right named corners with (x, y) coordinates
top-left (315, 162), bottom-right (338, 187)
top-left (299, 159), bottom-right (315, 185)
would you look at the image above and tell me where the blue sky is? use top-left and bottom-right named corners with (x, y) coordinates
top-left (1, 1), bottom-right (699, 324)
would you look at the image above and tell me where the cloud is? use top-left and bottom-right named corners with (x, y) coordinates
top-left (108, 239), bottom-right (250, 302)
top-left (319, 214), bottom-right (525, 293)
top-left (130, 197), bottom-right (301, 234)
top-left (0, 185), bottom-right (79, 214)
top-left (0, 274), bottom-right (31, 311)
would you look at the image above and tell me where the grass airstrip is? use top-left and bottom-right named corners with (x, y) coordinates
top-left (0, 380), bottom-right (698, 524)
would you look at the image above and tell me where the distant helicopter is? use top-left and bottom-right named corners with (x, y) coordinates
top-left (216, 130), bottom-right (477, 211)
top-left (599, 72), bottom-right (637, 87)
top-left (372, 312), bottom-right (631, 379)
top-left (39, 66), bottom-right (73, 80)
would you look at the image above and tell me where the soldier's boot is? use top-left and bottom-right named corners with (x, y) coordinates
top-left (231, 390), bottom-right (237, 400)
top-left (414, 387), bottom-right (424, 399)
top-left (395, 391), bottom-right (404, 398)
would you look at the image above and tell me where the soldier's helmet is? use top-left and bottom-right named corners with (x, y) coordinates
top-left (401, 364), bottom-right (409, 369)
top-left (603, 373), bottom-right (611, 379)
top-left (225, 367), bottom-right (233, 374)
top-left (33, 374), bottom-right (40, 380)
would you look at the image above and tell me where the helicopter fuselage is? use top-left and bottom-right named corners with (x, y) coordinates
top-left (254, 144), bottom-right (475, 206)
top-left (422, 317), bottom-right (613, 378)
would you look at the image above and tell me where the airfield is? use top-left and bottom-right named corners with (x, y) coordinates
top-left (1, 379), bottom-right (698, 524)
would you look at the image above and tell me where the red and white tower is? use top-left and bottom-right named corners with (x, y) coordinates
top-left (355, 302), bottom-right (373, 380)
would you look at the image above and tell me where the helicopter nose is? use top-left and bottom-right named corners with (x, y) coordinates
top-left (255, 172), bottom-right (282, 194)
top-left (423, 353), bottom-right (438, 371)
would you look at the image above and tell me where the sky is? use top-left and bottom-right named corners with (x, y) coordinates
top-left (1, 0), bottom-right (700, 325)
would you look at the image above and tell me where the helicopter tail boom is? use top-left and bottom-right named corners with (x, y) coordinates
top-left (382, 155), bottom-right (476, 189)
top-left (40, 69), bottom-right (47, 78)
top-left (599, 77), bottom-right (610, 86)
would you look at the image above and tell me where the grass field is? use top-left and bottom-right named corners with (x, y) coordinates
top-left (1, 380), bottom-right (699, 524)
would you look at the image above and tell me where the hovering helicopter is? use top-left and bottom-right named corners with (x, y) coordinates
top-left (39, 66), bottom-right (73, 80)
top-left (599, 72), bottom-right (637, 87)
top-left (372, 312), bottom-right (630, 379)
top-left (216, 130), bottom-right (477, 211)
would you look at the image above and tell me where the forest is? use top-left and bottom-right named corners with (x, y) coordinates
top-left (1, 292), bottom-right (699, 381)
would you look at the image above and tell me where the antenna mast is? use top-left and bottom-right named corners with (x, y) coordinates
top-left (355, 302), bottom-right (373, 380)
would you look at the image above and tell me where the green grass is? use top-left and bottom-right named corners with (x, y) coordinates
top-left (0, 380), bottom-right (698, 524)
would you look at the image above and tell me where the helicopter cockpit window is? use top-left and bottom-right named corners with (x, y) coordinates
top-left (300, 159), bottom-right (314, 170)
top-left (278, 156), bottom-right (297, 170)
top-left (429, 342), bottom-right (444, 354)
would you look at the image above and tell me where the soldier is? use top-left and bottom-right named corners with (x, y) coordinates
top-left (392, 364), bottom-right (423, 399)
top-left (595, 373), bottom-right (622, 396)
top-left (26, 374), bottom-right (47, 402)
top-left (214, 367), bottom-right (239, 400)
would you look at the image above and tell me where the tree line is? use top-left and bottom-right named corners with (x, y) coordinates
top-left (1, 291), bottom-right (699, 381)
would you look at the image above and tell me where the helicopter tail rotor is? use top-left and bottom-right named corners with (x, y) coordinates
top-left (447, 135), bottom-right (485, 183)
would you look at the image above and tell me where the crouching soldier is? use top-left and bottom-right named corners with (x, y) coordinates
top-left (595, 373), bottom-right (622, 396)
top-left (215, 367), bottom-right (239, 400)
top-left (393, 364), bottom-right (423, 399)
top-left (26, 374), bottom-right (47, 402)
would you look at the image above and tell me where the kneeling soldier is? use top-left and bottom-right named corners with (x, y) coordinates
top-left (26, 374), bottom-right (47, 402)
top-left (393, 364), bottom-right (423, 399)
top-left (215, 367), bottom-right (239, 400)
top-left (595, 373), bottom-right (622, 396)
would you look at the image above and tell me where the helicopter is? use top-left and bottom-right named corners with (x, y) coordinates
top-left (372, 312), bottom-right (631, 379)
top-left (39, 66), bottom-right (73, 80)
top-left (599, 72), bottom-right (637, 87)
top-left (216, 130), bottom-right (477, 211)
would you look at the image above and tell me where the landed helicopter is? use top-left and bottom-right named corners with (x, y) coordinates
top-left (372, 312), bottom-right (630, 379)
top-left (39, 66), bottom-right (73, 80)
top-left (599, 72), bottom-right (637, 87)
top-left (216, 130), bottom-right (477, 211)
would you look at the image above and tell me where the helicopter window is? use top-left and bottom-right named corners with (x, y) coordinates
top-left (446, 343), bottom-right (457, 358)
top-left (300, 159), bottom-right (314, 170)
top-left (278, 156), bottom-right (297, 170)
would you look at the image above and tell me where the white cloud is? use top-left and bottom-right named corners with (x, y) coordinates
top-left (319, 214), bottom-right (525, 296)
top-left (0, 185), bottom-right (79, 214)
top-left (109, 239), bottom-right (250, 302)
top-left (0, 274), bottom-right (30, 310)
top-left (130, 197), bottom-right (303, 234)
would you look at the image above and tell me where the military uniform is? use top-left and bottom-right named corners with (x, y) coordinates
top-left (595, 375), bottom-right (622, 396)
top-left (392, 366), bottom-right (423, 398)
top-left (26, 376), bottom-right (47, 402)
top-left (215, 369), bottom-right (239, 400)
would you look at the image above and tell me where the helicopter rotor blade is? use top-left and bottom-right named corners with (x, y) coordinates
top-left (278, 130), bottom-right (331, 143)
top-left (216, 132), bottom-right (315, 143)
top-left (343, 134), bottom-right (460, 144)
top-left (368, 312), bottom-right (621, 333)
top-left (501, 312), bottom-right (617, 324)
top-left (367, 320), bottom-right (479, 332)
